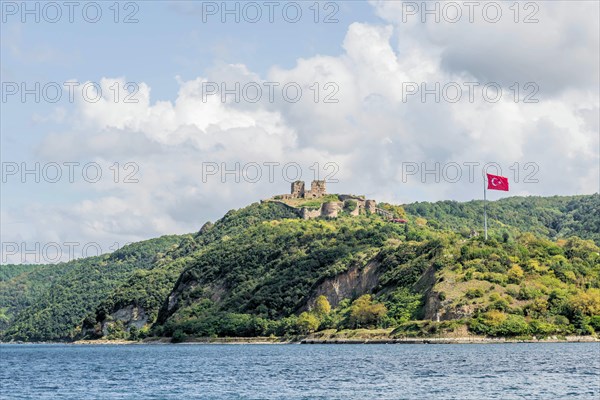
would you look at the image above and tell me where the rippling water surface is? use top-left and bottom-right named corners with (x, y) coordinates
top-left (1, 343), bottom-right (599, 399)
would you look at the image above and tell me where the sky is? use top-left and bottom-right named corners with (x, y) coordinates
top-left (1, 0), bottom-right (599, 263)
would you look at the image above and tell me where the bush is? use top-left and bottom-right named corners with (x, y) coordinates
top-left (106, 321), bottom-right (127, 340)
top-left (469, 312), bottom-right (531, 337)
top-left (529, 319), bottom-right (559, 337)
top-left (507, 265), bottom-right (524, 283)
top-left (128, 326), bottom-right (140, 341)
top-left (172, 329), bottom-right (187, 343)
top-left (466, 288), bottom-right (484, 299)
top-left (344, 200), bottom-right (357, 212)
top-left (524, 298), bottom-right (548, 317)
top-left (481, 272), bottom-right (508, 286)
top-left (517, 285), bottom-right (542, 300)
top-left (495, 315), bottom-right (530, 336)
top-left (589, 316), bottom-right (600, 333)
top-left (487, 293), bottom-right (510, 312)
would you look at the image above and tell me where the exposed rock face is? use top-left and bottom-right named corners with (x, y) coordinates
top-left (441, 304), bottom-right (477, 320)
top-left (102, 305), bottom-right (148, 336)
top-left (165, 279), bottom-right (198, 316)
top-left (81, 305), bottom-right (149, 339)
top-left (419, 265), bottom-right (469, 321)
top-left (303, 260), bottom-right (381, 310)
top-left (422, 292), bottom-right (441, 321)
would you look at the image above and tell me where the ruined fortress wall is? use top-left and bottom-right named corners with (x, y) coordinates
top-left (338, 194), bottom-right (364, 202)
top-left (321, 201), bottom-right (342, 218)
top-left (301, 208), bottom-right (322, 220)
top-left (366, 200), bottom-right (377, 214)
top-left (272, 181), bottom-right (379, 220)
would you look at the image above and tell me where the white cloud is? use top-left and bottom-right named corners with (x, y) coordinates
top-left (369, 0), bottom-right (600, 95)
top-left (2, 2), bottom-right (598, 263)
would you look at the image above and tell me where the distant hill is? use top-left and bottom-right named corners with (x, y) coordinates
top-left (1, 194), bottom-right (598, 342)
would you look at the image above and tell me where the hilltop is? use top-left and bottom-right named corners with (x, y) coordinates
top-left (0, 193), bottom-right (598, 342)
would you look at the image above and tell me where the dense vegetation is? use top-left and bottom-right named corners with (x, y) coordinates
top-left (404, 195), bottom-right (600, 245)
top-left (156, 222), bottom-right (600, 341)
top-left (0, 264), bottom-right (44, 281)
top-left (1, 194), bottom-right (598, 342)
top-left (0, 236), bottom-right (184, 341)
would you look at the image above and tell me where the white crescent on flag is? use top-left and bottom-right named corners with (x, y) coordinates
top-left (486, 173), bottom-right (509, 191)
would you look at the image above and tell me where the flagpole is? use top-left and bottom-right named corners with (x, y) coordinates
top-left (483, 175), bottom-right (488, 240)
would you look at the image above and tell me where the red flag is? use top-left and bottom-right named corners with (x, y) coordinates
top-left (487, 173), bottom-right (509, 191)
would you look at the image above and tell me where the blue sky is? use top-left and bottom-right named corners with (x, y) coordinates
top-left (2, 1), bottom-right (378, 206)
top-left (1, 1), bottom-right (599, 263)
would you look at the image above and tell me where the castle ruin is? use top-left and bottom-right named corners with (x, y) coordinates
top-left (271, 181), bottom-right (386, 220)
top-left (282, 180), bottom-right (327, 200)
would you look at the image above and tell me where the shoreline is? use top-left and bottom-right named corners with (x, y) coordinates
top-left (3, 335), bottom-right (598, 345)
top-left (300, 336), bottom-right (600, 344)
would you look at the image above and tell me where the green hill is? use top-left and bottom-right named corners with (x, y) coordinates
top-left (1, 194), bottom-right (599, 342)
top-left (0, 235), bottom-right (184, 341)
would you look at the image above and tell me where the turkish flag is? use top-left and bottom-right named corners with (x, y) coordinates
top-left (487, 173), bottom-right (509, 191)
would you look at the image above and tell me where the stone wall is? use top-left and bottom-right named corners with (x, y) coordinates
top-left (270, 184), bottom-right (382, 221)
top-left (321, 201), bottom-right (342, 218)
top-left (365, 200), bottom-right (377, 214)
top-left (300, 208), bottom-right (322, 220)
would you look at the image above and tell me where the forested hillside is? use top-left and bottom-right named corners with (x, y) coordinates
top-left (0, 235), bottom-right (184, 341)
top-left (1, 194), bottom-right (598, 342)
top-left (404, 195), bottom-right (600, 245)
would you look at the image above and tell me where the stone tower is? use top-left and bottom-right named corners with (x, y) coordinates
top-left (306, 180), bottom-right (326, 198)
top-left (291, 181), bottom-right (305, 198)
top-left (365, 200), bottom-right (377, 214)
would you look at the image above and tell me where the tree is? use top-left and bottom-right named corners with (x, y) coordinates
top-left (314, 295), bottom-right (331, 317)
top-left (348, 295), bottom-right (387, 329)
top-left (569, 289), bottom-right (600, 316)
top-left (415, 218), bottom-right (427, 226)
top-left (385, 288), bottom-right (421, 324)
top-left (296, 312), bottom-right (319, 334)
top-left (0, 308), bottom-right (9, 324)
